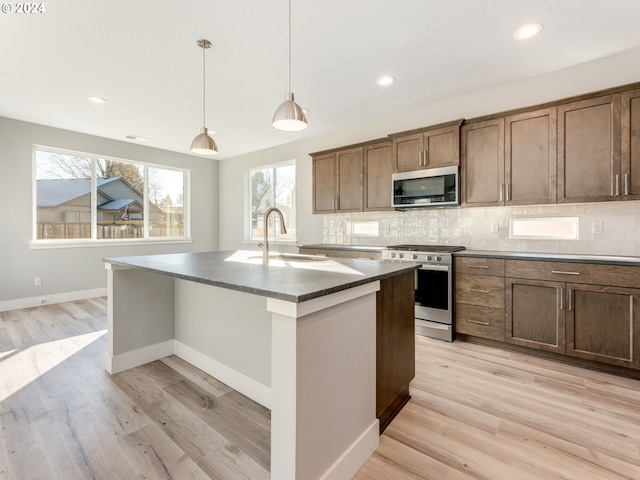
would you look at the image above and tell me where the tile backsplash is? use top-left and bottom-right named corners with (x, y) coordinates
top-left (323, 201), bottom-right (640, 256)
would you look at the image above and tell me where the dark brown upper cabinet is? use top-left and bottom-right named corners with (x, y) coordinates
top-left (312, 147), bottom-right (364, 213)
top-left (390, 120), bottom-right (462, 173)
top-left (364, 141), bottom-right (393, 211)
top-left (557, 95), bottom-right (621, 203)
top-left (461, 118), bottom-right (505, 207)
top-left (621, 89), bottom-right (640, 200)
top-left (505, 108), bottom-right (557, 205)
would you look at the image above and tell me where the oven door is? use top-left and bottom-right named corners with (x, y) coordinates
top-left (414, 264), bottom-right (452, 325)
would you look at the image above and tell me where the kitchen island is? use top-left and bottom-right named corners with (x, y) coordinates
top-left (103, 250), bottom-right (417, 480)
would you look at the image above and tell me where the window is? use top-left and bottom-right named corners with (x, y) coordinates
top-left (248, 161), bottom-right (296, 241)
top-left (509, 217), bottom-right (579, 240)
top-left (33, 147), bottom-right (188, 243)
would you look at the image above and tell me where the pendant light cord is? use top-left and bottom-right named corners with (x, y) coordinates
top-left (287, 0), bottom-right (292, 93)
top-left (202, 44), bottom-right (207, 127)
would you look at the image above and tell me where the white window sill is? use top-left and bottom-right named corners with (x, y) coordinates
top-left (30, 238), bottom-right (193, 250)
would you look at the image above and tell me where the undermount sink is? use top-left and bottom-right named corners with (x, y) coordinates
top-left (250, 253), bottom-right (330, 263)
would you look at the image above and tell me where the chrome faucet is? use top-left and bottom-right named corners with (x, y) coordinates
top-left (263, 207), bottom-right (287, 265)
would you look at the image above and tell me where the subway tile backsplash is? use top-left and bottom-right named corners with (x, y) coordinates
top-left (323, 201), bottom-right (640, 257)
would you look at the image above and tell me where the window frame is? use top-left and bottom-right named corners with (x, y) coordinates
top-left (31, 145), bottom-right (191, 249)
top-left (245, 159), bottom-right (297, 243)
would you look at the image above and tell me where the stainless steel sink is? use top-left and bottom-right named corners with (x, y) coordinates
top-left (249, 253), bottom-right (329, 263)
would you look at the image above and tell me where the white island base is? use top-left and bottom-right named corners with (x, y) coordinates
top-left (105, 263), bottom-right (380, 480)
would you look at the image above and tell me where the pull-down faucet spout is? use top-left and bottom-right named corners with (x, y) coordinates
top-left (263, 207), bottom-right (287, 265)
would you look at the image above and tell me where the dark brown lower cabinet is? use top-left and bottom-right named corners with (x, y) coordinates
top-left (376, 271), bottom-right (415, 432)
top-left (567, 284), bottom-right (640, 369)
top-left (505, 276), bottom-right (640, 369)
top-left (506, 278), bottom-right (566, 354)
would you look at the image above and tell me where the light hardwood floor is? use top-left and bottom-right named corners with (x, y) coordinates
top-left (2, 299), bottom-right (640, 479)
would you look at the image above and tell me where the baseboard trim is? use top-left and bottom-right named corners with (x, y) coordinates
top-left (106, 339), bottom-right (175, 374)
top-left (320, 420), bottom-right (379, 480)
top-left (0, 288), bottom-right (107, 312)
top-left (174, 341), bottom-right (272, 409)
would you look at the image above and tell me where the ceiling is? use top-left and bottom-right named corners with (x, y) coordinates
top-left (2, 0), bottom-right (640, 160)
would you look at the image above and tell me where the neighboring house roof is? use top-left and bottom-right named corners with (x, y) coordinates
top-left (98, 199), bottom-right (139, 211)
top-left (36, 177), bottom-right (136, 208)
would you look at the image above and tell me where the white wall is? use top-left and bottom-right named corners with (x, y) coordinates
top-left (219, 47), bottom-right (640, 252)
top-left (0, 117), bottom-right (219, 307)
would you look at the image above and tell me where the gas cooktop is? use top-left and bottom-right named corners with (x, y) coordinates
top-left (385, 244), bottom-right (466, 253)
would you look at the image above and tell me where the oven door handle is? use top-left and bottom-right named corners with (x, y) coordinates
top-left (418, 265), bottom-right (450, 272)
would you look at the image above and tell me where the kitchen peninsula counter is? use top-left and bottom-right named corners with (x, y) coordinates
top-left (103, 250), bottom-right (416, 480)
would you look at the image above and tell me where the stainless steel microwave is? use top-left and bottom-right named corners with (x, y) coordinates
top-left (392, 165), bottom-right (459, 209)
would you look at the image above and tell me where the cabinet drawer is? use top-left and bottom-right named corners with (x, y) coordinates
top-left (456, 274), bottom-right (505, 308)
top-left (505, 260), bottom-right (640, 288)
top-left (455, 257), bottom-right (505, 276)
top-left (455, 303), bottom-right (505, 341)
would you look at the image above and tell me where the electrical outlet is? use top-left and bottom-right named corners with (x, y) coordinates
top-left (592, 221), bottom-right (603, 234)
top-left (34, 277), bottom-right (42, 286)
top-left (490, 223), bottom-right (499, 233)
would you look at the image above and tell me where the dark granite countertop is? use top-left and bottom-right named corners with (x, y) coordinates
top-left (104, 250), bottom-right (417, 303)
top-left (298, 244), bottom-right (386, 252)
top-left (454, 250), bottom-right (640, 266)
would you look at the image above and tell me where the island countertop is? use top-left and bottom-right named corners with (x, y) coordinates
top-left (104, 250), bottom-right (417, 303)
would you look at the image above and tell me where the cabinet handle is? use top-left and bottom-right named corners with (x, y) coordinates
top-left (468, 265), bottom-right (490, 269)
top-left (615, 174), bottom-right (620, 196)
top-left (424, 149), bottom-right (429, 167)
top-left (559, 287), bottom-right (564, 310)
top-left (469, 288), bottom-right (490, 293)
top-left (625, 173), bottom-right (629, 196)
top-left (419, 151), bottom-right (425, 166)
top-left (467, 319), bottom-right (490, 326)
top-left (506, 183), bottom-right (510, 202)
top-left (551, 270), bottom-right (580, 276)
top-left (499, 184), bottom-right (504, 202)
top-left (336, 196), bottom-right (340, 210)
top-left (568, 288), bottom-right (573, 311)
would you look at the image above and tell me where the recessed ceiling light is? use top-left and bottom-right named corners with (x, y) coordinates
top-left (376, 75), bottom-right (396, 86)
top-left (514, 23), bottom-right (544, 40)
top-left (87, 96), bottom-right (107, 104)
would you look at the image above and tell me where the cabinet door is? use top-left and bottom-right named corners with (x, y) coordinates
top-left (566, 284), bottom-right (640, 369)
top-left (461, 118), bottom-right (505, 206)
top-left (393, 133), bottom-right (423, 172)
top-left (364, 142), bottom-right (393, 211)
top-left (424, 125), bottom-right (460, 168)
top-left (621, 89), bottom-right (640, 200)
top-left (506, 278), bottom-right (565, 354)
top-left (557, 95), bottom-right (621, 203)
top-left (505, 108), bottom-right (557, 205)
top-left (312, 153), bottom-right (337, 213)
top-left (336, 147), bottom-right (364, 212)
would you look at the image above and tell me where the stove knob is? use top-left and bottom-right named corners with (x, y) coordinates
top-left (427, 255), bottom-right (433, 261)
top-left (390, 253), bottom-right (396, 259)
top-left (412, 254), bottom-right (418, 260)
top-left (436, 255), bottom-right (442, 262)
top-left (399, 253), bottom-right (404, 259)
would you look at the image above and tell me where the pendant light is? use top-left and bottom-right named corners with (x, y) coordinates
top-left (191, 39), bottom-right (218, 155)
top-left (272, 0), bottom-right (308, 131)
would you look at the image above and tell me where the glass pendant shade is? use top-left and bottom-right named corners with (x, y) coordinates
top-left (190, 127), bottom-right (218, 155)
top-left (273, 92), bottom-right (308, 131)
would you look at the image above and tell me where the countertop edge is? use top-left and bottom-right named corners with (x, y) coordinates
top-left (104, 255), bottom-right (418, 303)
top-left (454, 250), bottom-right (640, 266)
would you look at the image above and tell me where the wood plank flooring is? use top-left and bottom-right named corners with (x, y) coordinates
top-left (2, 298), bottom-right (640, 479)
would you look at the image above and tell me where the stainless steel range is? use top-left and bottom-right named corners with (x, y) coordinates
top-left (382, 244), bottom-right (465, 341)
